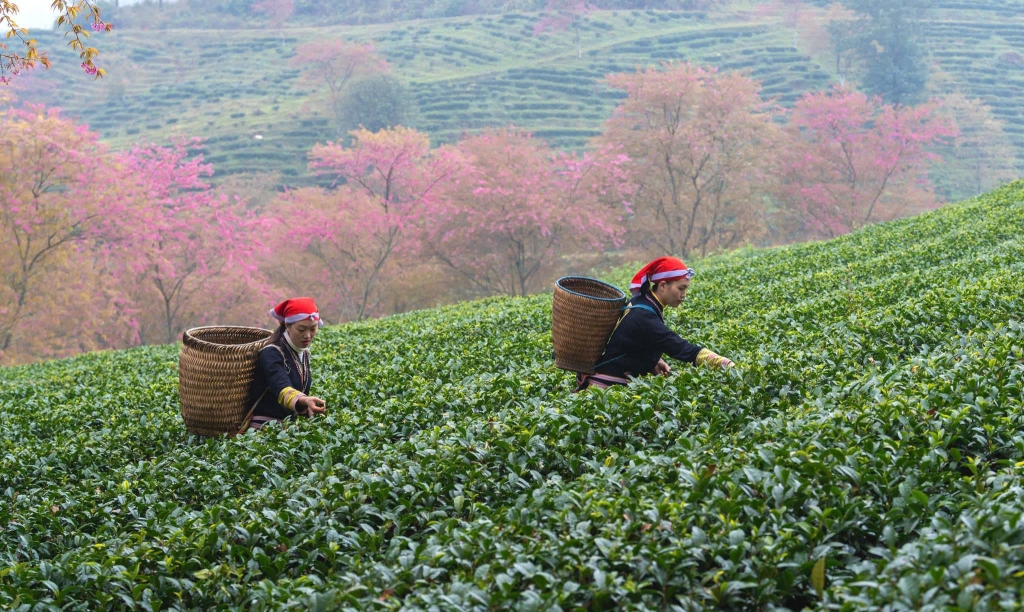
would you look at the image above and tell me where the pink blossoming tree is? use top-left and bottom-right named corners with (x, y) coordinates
top-left (289, 39), bottom-right (389, 134)
top-left (108, 139), bottom-right (267, 344)
top-left (601, 62), bottom-right (782, 257)
top-left (0, 108), bottom-right (275, 363)
top-left (251, 0), bottom-right (294, 24)
top-left (275, 126), bottom-right (456, 322)
top-left (778, 86), bottom-right (957, 238)
top-left (533, 0), bottom-right (595, 60)
top-left (428, 128), bottom-right (632, 297)
top-left (251, 0), bottom-right (294, 42)
top-left (0, 105), bottom-right (131, 362)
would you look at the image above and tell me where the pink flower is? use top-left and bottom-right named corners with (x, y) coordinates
top-left (91, 21), bottom-right (107, 31)
top-left (81, 62), bottom-right (99, 75)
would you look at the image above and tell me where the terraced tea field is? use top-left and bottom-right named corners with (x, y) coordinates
top-left (2, 182), bottom-right (1024, 608)
top-left (19, 9), bottom-right (836, 184)
top-left (399, 12), bottom-right (835, 147)
top-left (19, 2), bottom-right (1024, 184)
top-left (925, 6), bottom-right (1024, 173)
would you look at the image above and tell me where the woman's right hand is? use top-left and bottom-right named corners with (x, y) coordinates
top-left (297, 395), bottom-right (326, 416)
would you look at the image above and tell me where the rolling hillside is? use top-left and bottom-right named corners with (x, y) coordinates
top-left (2, 181), bottom-right (1024, 608)
top-left (11, 3), bottom-right (1024, 185)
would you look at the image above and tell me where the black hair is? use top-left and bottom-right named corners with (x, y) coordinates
top-left (267, 323), bottom-right (286, 345)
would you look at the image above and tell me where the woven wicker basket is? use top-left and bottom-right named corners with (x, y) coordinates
top-left (552, 276), bottom-right (627, 374)
top-left (179, 326), bottom-right (272, 437)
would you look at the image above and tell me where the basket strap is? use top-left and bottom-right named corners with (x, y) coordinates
top-left (260, 343), bottom-right (289, 373)
top-left (237, 343), bottom-right (290, 435)
top-left (591, 303), bottom-right (653, 371)
top-left (625, 303), bottom-right (658, 316)
top-left (237, 387), bottom-right (269, 435)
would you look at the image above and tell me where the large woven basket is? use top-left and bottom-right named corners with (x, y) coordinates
top-left (552, 276), bottom-right (627, 374)
top-left (179, 326), bottom-right (272, 437)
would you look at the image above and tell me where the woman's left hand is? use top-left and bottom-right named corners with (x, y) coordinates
top-left (654, 359), bottom-right (672, 376)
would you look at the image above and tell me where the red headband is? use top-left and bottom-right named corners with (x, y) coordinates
top-left (270, 297), bottom-right (323, 326)
top-left (629, 257), bottom-right (694, 296)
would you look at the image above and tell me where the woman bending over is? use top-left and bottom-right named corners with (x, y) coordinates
top-left (577, 257), bottom-right (734, 391)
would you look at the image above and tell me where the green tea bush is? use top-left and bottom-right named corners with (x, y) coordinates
top-left (3, 183), bottom-right (1024, 609)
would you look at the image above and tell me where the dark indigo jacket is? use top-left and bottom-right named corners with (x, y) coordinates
top-left (248, 337), bottom-right (312, 421)
top-left (594, 293), bottom-right (704, 378)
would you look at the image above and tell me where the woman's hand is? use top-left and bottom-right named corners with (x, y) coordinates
top-left (297, 395), bottom-right (326, 416)
top-left (654, 359), bottom-right (672, 376)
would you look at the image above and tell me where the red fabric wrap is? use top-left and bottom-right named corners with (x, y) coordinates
top-left (629, 257), bottom-right (694, 296)
top-left (270, 297), bottom-right (323, 326)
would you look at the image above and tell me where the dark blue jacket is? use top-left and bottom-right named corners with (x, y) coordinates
top-left (248, 337), bottom-right (312, 421)
top-left (594, 293), bottom-right (704, 378)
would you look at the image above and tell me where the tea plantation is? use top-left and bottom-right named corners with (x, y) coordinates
top-left (3, 182), bottom-right (1024, 609)
top-left (925, 10), bottom-right (1024, 172)
top-left (24, 9), bottom-right (835, 184)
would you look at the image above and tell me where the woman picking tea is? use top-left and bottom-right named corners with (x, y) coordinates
top-left (577, 257), bottom-right (734, 391)
top-left (243, 297), bottom-right (327, 430)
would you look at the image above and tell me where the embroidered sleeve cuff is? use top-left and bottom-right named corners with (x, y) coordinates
top-left (696, 348), bottom-right (731, 368)
top-left (277, 387), bottom-right (305, 412)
